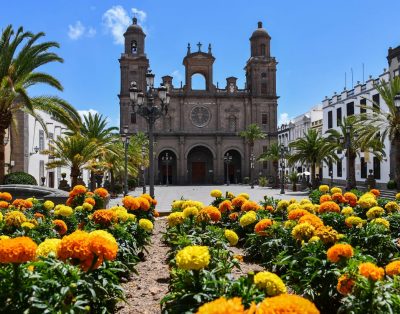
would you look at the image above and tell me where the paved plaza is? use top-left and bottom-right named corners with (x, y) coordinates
top-left (109, 185), bottom-right (309, 213)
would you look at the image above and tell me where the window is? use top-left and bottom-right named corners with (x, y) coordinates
top-left (131, 40), bottom-right (137, 54)
top-left (261, 82), bottom-right (267, 94)
top-left (229, 116), bottom-right (237, 132)
top-left (337, 160), bottom-right (342, 177)
top-left (262, 113), bottom-right (268, 125)
top-left (346, 102), bottom-right (354, 116)
top-left (262, 146), bottom-right (268, 169)
top-left (336, 108), bottom-right (342, 126)
top-left (131, 113), bottom-right (137, 124)
top-left (373, 157), bottom-right (381, 179)
top-left (361, 157), bottom-right (367, 178)
top-left (261, 72), bottom-right (267, 79)
top-left (39, 160), bottom-right (44, 178)
top-left (328, 111), bottom-right (333, 129)
top-left (328, 161), bottom-right (333, 175)
top-left (260, 44), bottom-right (266, 56)
top-left (372, 94), bottom-right (380, 110)
top-left (360, 98), bottom-right (367, 114)
top-left (39, 130), bottom-right (45, 151)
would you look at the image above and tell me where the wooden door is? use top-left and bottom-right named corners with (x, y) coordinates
top-left (192, 162), bottom-right (206, 184)
top-left (48, 172), bottom-right (54, 188)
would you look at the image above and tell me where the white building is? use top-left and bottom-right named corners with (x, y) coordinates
top-left (4, 110), bottom-right (89, 188)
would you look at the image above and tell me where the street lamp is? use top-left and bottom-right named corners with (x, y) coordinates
top-left (329, 170), bottom-right (333, 187)
top-left (250, 153), bottom-right (255, 189)
top-left (129, 70), bottom-right (170, 198)
top-left (121, 125), bottom-right (130, 196)
top-left (141, 145), bottom-right (146, 194)
top-left (224, 153), bottom-right (233, 186)
top-left (343, 125), bottom-right (353, 191)
top-left (30, 146), bottom-right (39, 156)
top-left (161, 152), bottom-right (173, 186)
top-left (279, 144), bottom-right (288, 194)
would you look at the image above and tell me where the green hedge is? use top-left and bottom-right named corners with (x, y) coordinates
top-left (4, 172), bottom-right (38, 185)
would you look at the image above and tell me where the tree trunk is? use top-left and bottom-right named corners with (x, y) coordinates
top-left (110, 169), bottom-right (115, 195)
top-left (71, 166), bottom-right (79, 188)
top-left (311, 162), bottom-right (316, 189)
top-left (349, 152), bottom-right (357, 190)
top-left (394, 137), bottom-right (400, 190)
top-left (0, 129), bottom-right (5, 184)
top-left (273, 160), bottom-right (279, 188)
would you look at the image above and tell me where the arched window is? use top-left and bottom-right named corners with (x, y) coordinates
top-left (260, 44), bottom-right (266, 56)
top-left (131, 40), bottom-right (137, 54)
top-left (191, 73), bottom-right (206, 90)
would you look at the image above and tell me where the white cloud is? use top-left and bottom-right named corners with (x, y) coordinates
top-left (278, 112), bottom-right (291, 126)
top-left (68, 21), bottom-right (96, 40)
top-left (102, 6), bottom-right (147, 45)
top-left (68, 21), bottom-right (85, 40)
top-left (78, 109), bottom-right (99, 119)
top-left (171, 70), bottom-right (182, 84)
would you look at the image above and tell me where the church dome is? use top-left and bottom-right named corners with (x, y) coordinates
top-left (251, 21), bottom-right (270, 39)
top-left (125, 17), bottom-right (144, 34)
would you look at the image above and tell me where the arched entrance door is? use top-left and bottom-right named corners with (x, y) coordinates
top-left (187, 146), bottom-right (213, 184)
top-left (224, 149), bottom-right (242, 184)
top-left (158, 150), bottom-right (177, 185)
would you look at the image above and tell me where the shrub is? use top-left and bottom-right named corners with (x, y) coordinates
top-left (387, 180), bottom-right (397, 190)
top-left (243, 177), bottom-right (250, 184)
top-left (258, 176), bottom-right (267, 187)
top-left (4, 172), bottom-right (37, 185)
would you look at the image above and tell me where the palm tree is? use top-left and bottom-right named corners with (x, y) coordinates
top-left (258, 142), bottom-right (280, 188)
top-left (288, 129), bottom-right (337, 189)
top-left (240, 124), bottom-right (266, 184)
top-left (45, 135), bottom-right (98, 187)
top-left (326, 116), bottom-right (384, 190)
top-left (356, 77), bottom-right (400, 187)
top-left (0, 25), bottom-right (80, 183)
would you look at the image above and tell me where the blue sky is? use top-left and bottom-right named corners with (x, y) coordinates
top-left (1, 0), bottom-right (399, 126)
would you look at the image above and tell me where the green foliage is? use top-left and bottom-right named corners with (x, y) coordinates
top-left (309, 189), bottom-right (323, 204)
top-left (258, 176), bottom-right (267, 187)
top-left (4, 171), bottom-right (38, 185)
top-left (387, 180), bottom-right (397, 190)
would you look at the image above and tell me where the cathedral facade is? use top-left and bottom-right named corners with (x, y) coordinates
top-left (119, 18), bottom-right (278, 185)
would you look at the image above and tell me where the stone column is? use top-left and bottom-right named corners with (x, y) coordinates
top-left (215, 136), bottom-right (223, 184)
top-left (179, 136), bottom-right (185, 184)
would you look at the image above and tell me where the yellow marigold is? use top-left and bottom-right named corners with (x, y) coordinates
top-left (358, 195), bottom-right (377, 209)
top-left (337, 274), bottom-right (355, 295)
top-left (53, 219), bottom-right (68, 235)
top-left (168, 212), bottom-right (185, 227)
top-left (36, 239), bottom-right (61, 258)
top-left (319, 194), bottom-right (332, 204)
top-left (331, 187), bottom-right (342, 194)
top-left (327, 243), bottom-right (354, 263)
top-left (5, 210), bottom-right (27, 227)
top-left (210, 189), bottom-right (223, 198)
top-left (224, 229), bottom-right (239, 246)
top-left (319, 185), bottom-right (330, 193)
top-left (345, 216), bottom-right (366, 228)
top-left (43, 200), bottom-right (55, 210)
top-left (308, 236), bottom-right (320, 243)
top-left (284, 220), bottom-right (297, 229)
top-left (182, 200), bottom-right (204, 210)
top-left (359, 262), bottom-right (384, 281)
top-left (385, 261), bottom-right (400, 277)
top-left (252, 294), bottom-right (320, 314)
top-left (196, 297), bottom-right (244, 314)
top-left (21, 222), bottom-right (35, 229)
top-left (227, 192), bottom-right (235, 199)
top-left (254, 271), bottom-right (287, 296)
top-left (139, 218), bottom-right (154, 232)
top-left (54, 205), bottom-right (73, 217)
top-left (341, 207), bottom-right (354, 216)
top-left (239, 211), bottom-right (257, 227)
top-left (201, 206), bottom-right (221, 222)
top-left (300, 203), bottom-right (315, 213)
top-left (276, 200), bottom-right (290, 211)
top-left (0, 235), bottom-right (10, 240)
top-left (92, 209), bottom-right (118, 226)
top-left (371, 218), bottom-right (390, 229)
top-left (0, 236), bottom-right (37, 263)
top-left (175, 245), bottom-right (210, 270)
top-left (183, 206), bottom-right (199, 218)
top-left (298, 214), bottom-right (324, 229)
top-left (122, 196), bottom-right (140, 211)
top-left (219, 200), bottom-right (233, 212)
top-left (299, 199), bottom-right (312, 205)
top-left (0, 201), bottom-right (8, 209)
top-left (94, 187), bottom-right (109, 198)
top-left (318, 201), bottom-right (340, 213)
top-left (396, 193), bottom-right (400, 201)
top-left (82, 202), bottom-right (93, 211)
top-left (232, 196), bottom-right (247, 208)
top-left (315, 226), bottom-right (341, 245)
top-left (366, 206), bottom-right (385, 219)
top-left (288, 209), bottom-right (310, 220)
top-left (0, 212), bottom-right (2, 222)
top-left (237, 193), bottom-right (250, 200)
top-left (287, 203), bottom-right (301, 212)
top-left (0, 192), bottom-right (12, 201)
top-left (292, 223), bottom-right (315, 241)
top-left (254, 218), bottom-right (274, 236)
top-left (171, 200), bottom-right (184, 211)
top-left (241, 200), bottom-right (260, 211)
top-left (385, 201), bottom-right (400, 213)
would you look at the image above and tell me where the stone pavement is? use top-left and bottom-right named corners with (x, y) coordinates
top-left (109, 185), bottom-right (309, 213)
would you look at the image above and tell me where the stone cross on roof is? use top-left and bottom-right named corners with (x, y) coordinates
top-left (197, 42), bottom-right (202, 52)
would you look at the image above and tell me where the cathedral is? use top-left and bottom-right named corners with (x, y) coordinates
top-left (119, 18), bottom-right (278, 185)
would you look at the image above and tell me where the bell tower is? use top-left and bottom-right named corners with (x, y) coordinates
top-left (245, 21), bottom-right (277, 97)
top-left (119, 17), bottom-right (149, 131)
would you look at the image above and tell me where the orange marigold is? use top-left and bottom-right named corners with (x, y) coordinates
top-left (0, 192), bottom-right (12, 202)
top-left (343, 192), bottom-right (358, 207)
top-left (84, 197), bottom-right (96, 206)
top-left (0, 201), bottom-right (9, 209)
top-left (254, 218), bottom-right (273, 236)
top-left (53, 219), bottom-right (68, 235)
top-left (122, 196), bottom-right (140, 211)
top-left (249, 294), bottom-right (319, 314)
top-left (370, 189), bottom-right (380, 197)
top-left (232, 196), bottom-right (246, 208)
top-left (241, 200), bottom-right (260, 212)
top-left (12, 199), bottom-right (32, 209)
top-left (265, 205), bottom-right (274, 212)
top-left (137, 197), bottom-right (151, 211)
top-left (196, 297), bottom-right (244, 314)
top-left (86, 192), bottom-right (94, 197)
top-left (92, 209), bottom-right (118, 226)
top-left (337, 274), bottom-right (355, 295)
top-left (229, 212), bottom-right (239, 221)
top-left (69, 185), bottom-right (87, 197)
top-left (201, 206), bottom-right (221, 222)
top-left (34, 212), bottom-right (45, 219)
top-left (94, 187), bottom-right (109, 198)
top-left (0, 236), bottom-right (37, 263)
top-left (298, 214), bottom-right (324, 228)
top-left (140, 193), bottom-right (153, 203)
top-left (332, 193), bottom-right (346, 203)
top-left (57, 230), bottom-right (92, 264)
top-left (385, 261), bottom-right (400, 277)
top-left (318, 201), bottom-right (340, 213)
top-left (65, 197), bottom-right (74, 206)
top-left (319, 194), bottom-right (332, 204)
top-left (219, 200), bottom-right (233, 212)
top-left (359, 262), bottom-right (384, 281)
top-left (327, 243), bottom-right (354, 263)
top-left (288, 209), bottom-right (310, 220)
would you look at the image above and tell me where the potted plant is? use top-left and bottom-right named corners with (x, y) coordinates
top-left (288, 171), bottom-right (299, 191)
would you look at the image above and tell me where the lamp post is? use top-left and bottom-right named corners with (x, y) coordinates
top-left (161, 152), bottom-right (173, 186)
top-left (141, 145), bottom-right (146, 194)
top-left (250, 152), bottom-right (255, 189)
top-left (121, 125), bottom-right (130, 196)
top-left (129, 70), bottom-right (170, 198)
top-left (329, 170), bottom-right (333, 187)
top-left (224, 153), bottom-right (233, 186)
top-left (279, 144), bottom-right (288, 194)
